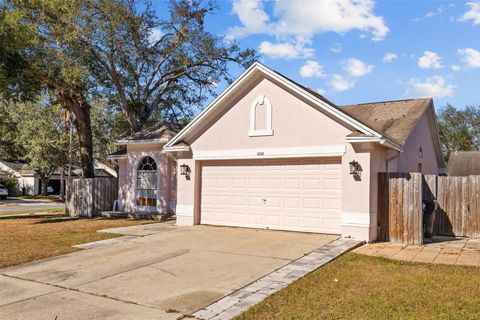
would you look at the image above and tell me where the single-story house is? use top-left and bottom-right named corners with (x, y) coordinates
top-left (111, 62), bottom-right (445, 242)
top-left (447, 151), bottom-right (480, 176)
top-left (0, 159), bottom-right (117, 195)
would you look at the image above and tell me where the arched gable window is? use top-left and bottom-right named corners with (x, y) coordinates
top-left (249, 95), bottom-right (273, 136)
top-left (136, 156), bottom-right (157, 206)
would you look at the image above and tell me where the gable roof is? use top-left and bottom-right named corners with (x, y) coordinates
top-left (339, 98), bottom-right (432, 146)
top-left (447, 151), bottom-right (480, 176)
top-left (164, 62), bottom-right (406, 151)
top-left (116, 122), bottom-right (182, 145)
top-left (0, 159), bottom-right (36, 176)
top-left (157, 62), bottom-right (442, 158)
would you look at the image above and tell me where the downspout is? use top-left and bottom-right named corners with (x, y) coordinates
top-left (386, 151), bottom-right (401, 172)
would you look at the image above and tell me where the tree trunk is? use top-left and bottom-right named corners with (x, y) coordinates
top-left (73, 105), bottom-right (95, 178)
top-left (41, 176), bottom-right (49, 196)
top-left (56, 90), bottom-right (95, 178)
top-left (60, 166), bottom-right (65, 201)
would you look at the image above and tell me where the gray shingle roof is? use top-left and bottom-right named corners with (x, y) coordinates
top-left (339, 98), bottom-right (432, 146)
top-left (120, 122), bottom-right (182, 143)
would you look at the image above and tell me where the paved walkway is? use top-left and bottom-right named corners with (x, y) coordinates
top-left (354, 237), bottom-right (480, 267)
top-left (194, 238), bottom-right (362, 320)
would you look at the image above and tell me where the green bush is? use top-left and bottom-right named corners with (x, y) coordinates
top-left (3, 178), bottom-right (18, 195)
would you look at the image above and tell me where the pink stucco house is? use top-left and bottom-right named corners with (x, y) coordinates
top-left (110, 63), bottom-right (444, 242)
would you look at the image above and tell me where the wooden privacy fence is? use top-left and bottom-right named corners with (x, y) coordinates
top-left (378, 173), bottom-right (480, 244)
top-left (378, 173), bottom-right (424, 244)
top-left (66, 177), bottom-right (118, 217)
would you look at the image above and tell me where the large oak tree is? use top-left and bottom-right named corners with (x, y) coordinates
top-left (0, 0), bottom-right (257, 177)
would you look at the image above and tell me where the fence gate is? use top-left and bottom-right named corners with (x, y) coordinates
top-left (378, 173), bottom-right (424, 245)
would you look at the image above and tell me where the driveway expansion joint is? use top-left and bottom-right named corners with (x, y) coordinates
top-left (0, 273), bottom-right (165, 313)
top-left (193, 238), bottom-right (363, 320)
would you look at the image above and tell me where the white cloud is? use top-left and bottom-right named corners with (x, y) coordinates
top-left (228, 0), bottom-right (389, 43)
top-left (343, 58), bottom-right (374, 77)
top-left (451, 65), bottom-right (461, 71)
top-left (299, 60), bottom-right (324, 78)
top-left (460, 2), bottom-right (480, 26)
top-left (328, 74), bottom-right (355, 91)
top-left (458, 48), bottom-right (480, 68)
top-left (316, 88), bottom-right (326, 95)
top-left (227, 0), bottom-right (272, 39)
top-left (329, 43), bottom-right (341, 53)
top-left (148, 28), bottom-right (163, 44)
top-left (258, 41), bottom-right (314, 59)
top-left (417, 51), bottom-right (443, 69)
top-left (406, 76), bottom-right (455, 98)
top-left (383, 52), bottom-right (398, 63)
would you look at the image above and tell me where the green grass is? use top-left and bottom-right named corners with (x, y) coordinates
top-left (236, 253), bottom-right (480, 320)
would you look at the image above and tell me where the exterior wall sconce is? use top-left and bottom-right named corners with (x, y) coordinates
top-left (349, 160), bottom-right (361, 175)
top-left (180, 163), bottom-right (190, 176)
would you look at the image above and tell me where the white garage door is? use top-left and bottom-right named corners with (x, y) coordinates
top-left (200, 158), bottom-right (342, 234)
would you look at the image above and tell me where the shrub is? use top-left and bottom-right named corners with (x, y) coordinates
top-left (3, 178), bottom-right (18, 195)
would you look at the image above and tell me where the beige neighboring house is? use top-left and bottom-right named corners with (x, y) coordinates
top-left (0, 159), bottom-right (117, 196)
top-left (112, 63), bottom-right (445, 242)
top-left (0, 159), bottom-right (37, 195)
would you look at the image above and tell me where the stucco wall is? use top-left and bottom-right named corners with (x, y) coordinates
top-left (117, 143), bottom-right (176, 213)
top-left (187, 77), bottom-right (352, 151)
top-left (398, 112), bottom-right (440, 174)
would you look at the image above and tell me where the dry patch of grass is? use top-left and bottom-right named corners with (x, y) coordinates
top-left (237, 253), bottom-right (480, 320)
top-left (0, 215), bottom-right (151, 268)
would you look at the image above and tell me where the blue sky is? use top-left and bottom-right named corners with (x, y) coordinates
top-left (157, 1), bottom-right (480, 109)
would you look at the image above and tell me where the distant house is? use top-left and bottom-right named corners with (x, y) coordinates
top-left (447, 151), bottom-right (480, 176)
top-left (0, 159), bottom-right (117, 195)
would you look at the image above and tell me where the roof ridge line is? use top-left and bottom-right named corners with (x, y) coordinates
top-left (340, 97), bottom-right (431, 107)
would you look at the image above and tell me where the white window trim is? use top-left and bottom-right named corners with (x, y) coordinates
top-left (134, 155), bottom-right (159, 212)
top-left (248, 95), bottom-right (273, 137)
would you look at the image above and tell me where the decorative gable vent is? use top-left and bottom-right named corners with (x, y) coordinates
top-left (249, 95), bottom-right (273, 137)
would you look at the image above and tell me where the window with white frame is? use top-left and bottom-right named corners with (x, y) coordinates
top-left (136, 156), bottom-right (157, 206)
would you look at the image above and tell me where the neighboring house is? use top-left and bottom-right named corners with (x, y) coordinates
top-left (0, 159), bottom-right (116, 195)
top-left (0, 159), bottom-right (37, 195)
top-left (108, 123), bottom-right (181, 214)
top-left (447, 151), bottom-right (480, 176)
top-left (113, 63), bottom-right (445, 242)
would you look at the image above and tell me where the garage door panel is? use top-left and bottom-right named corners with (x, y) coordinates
top-left (200, 158), bottom-right (342, 234)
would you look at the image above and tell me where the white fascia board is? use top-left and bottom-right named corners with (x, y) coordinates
top-left (165, 62), bottom-right (382, 149)
top-left (107, 155), bottom-right (127, 160)
top-left (193, 145), bottom-right (346, 160)
top-left (114, 137), bottom-right (169, 146)
top-left (163, 145), bottom-right (191, 153)
top-left (165, 62), bottom-right (261, 149)
top-left (346, 136), bottom-right (403, 152)
top-left (256, 64), bottom-right (381, 137)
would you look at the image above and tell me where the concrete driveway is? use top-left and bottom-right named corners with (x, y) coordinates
top-left (0, 222), bottom-right (337, 320)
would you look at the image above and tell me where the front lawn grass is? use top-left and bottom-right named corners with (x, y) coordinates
top-left (237, 253), bottom-right (480, 320)
top-left (0, 215), bottom-right (152, 268)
